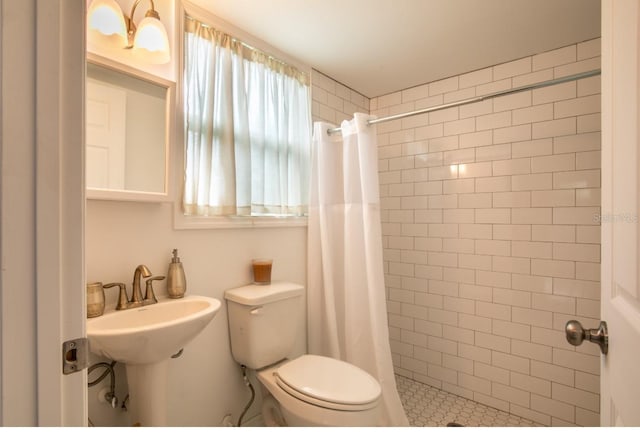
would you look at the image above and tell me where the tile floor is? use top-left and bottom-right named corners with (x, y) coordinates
top-left (396, 375), bottom-right (544, 427)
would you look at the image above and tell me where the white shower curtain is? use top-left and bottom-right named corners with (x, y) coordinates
top-left (307, 113), bottom-right (409, 426)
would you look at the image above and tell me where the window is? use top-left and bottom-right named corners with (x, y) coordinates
top-left (182, 16), bottom-right (311, 218)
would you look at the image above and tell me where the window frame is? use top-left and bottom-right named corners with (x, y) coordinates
top-left (174, 2), bottom-right (311, 230)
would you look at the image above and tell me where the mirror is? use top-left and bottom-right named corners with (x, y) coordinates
top-left (86, 54), bottom-right (173, 201)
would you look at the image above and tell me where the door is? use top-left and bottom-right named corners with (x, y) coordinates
top-left (86, 80), bottom-right (127, 190)
top-left (35, 0), bottom-right (87, 425)
top-left (1, 0), bottom-right (86, 426)
top-left (600, 0), bottom-right (640, 426)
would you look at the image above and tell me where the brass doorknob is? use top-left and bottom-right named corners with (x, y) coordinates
top-left (565, 320), bottom-right (608, 355)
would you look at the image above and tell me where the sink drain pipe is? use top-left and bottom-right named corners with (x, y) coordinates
top-left (87, 360), bottom-right (118, 426)
top-left (88, 361), bottom-right (118, 407)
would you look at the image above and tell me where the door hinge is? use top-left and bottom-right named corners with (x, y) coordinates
top-left (62, 337), bottom-right (89, 374)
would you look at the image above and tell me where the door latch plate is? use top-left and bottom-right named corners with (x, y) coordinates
top-left (62, 338), bottom-right (89, 374)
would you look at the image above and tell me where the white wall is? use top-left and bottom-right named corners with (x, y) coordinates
top-left (85, 1), bottom-right (311, 423)
top-left (375, 39), bottom-right (602, 427)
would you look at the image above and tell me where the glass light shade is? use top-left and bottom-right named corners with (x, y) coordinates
top-left (133, 16), bottom-right (171, 64)
top-left (87, 0), bottom-right (127, 47)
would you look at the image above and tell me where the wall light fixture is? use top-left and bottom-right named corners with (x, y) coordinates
top-left (87, 0), bottom-right (170, 64)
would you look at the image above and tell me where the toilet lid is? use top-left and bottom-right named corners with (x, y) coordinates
top-left (275, 355), bottom-right (381, 408)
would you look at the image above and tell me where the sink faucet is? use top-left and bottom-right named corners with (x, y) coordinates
top-left (103, 265), bottom-right (157, 311)
top-left (131, 264), bottom-right (152, 308)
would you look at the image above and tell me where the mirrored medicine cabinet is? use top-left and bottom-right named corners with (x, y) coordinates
top-left (85, 53), bottom-right (174, 202)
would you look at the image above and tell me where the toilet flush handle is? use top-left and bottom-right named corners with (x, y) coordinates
top-left (250, 306), bottom-right (263, 315)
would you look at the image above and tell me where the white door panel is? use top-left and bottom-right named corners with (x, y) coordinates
top-left (600, 0), bottom-right (640, 426)
top-left (86, 80), bottom-right (126, 190)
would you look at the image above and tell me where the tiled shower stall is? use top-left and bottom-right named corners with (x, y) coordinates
top-left (312, 38), bottom-right (601, 427)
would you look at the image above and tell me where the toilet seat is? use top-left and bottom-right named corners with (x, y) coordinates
top-left (274, 355), bottom-right (381, 412)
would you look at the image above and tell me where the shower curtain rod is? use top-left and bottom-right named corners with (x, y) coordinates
top-left (327, 69), bottom-right (601, 135)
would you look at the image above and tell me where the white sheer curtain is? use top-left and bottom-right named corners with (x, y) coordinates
top-left (307, 113), bottom-right (409, 426)
top-left (183, 17), bottom-right (311, 216)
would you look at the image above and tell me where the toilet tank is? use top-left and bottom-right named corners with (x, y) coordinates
top-left (225, 282), bottom-right (304, 369)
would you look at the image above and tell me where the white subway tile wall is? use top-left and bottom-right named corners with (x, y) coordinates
top-left (309, 42), bottom-right (600, 427)
top-left (374, 39), bottom-right (601, 427)
top-left (311, 70), bottom-right (370, 124)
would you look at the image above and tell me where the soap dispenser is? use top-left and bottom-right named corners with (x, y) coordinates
top-left (167, 248), bottom-right (186, 298)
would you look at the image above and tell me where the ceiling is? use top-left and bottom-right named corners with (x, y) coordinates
top-left (187, 0), bottom-right (601, 98)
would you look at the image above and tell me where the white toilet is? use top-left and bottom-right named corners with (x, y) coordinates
top-left (225, 282), bottom-right (382, 426)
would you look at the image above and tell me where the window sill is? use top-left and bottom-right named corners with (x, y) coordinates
top-left (173, 205), bottom-right (308, 230)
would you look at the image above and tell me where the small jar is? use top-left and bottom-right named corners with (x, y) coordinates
top-left (86, 282), bottom-right (105, 318)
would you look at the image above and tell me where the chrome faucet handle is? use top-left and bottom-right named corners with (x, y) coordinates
top-left (144, 276), bottom-right (165, 305)
top-left (103, 283), bottom-right (129, 310)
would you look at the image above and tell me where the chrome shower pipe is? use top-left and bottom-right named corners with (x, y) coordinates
top-left (327, 69), bottom-right (601, 135)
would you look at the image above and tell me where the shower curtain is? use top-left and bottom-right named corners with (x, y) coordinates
top-left (307, 113), bottom-right (409, 426)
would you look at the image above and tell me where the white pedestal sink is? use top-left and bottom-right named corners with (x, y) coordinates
top-left (87, 295), bottom-right (221, 426)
